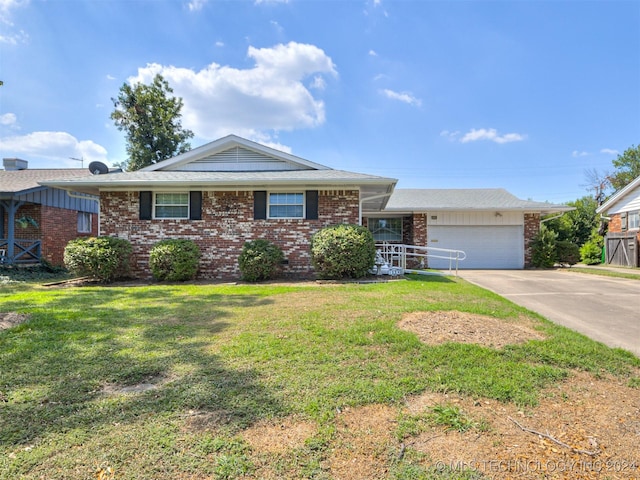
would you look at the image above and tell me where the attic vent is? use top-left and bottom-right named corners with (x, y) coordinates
top-left (3, 158), bottom-right (28, 171)
top-left (196, 146), bottom-right (280, 164)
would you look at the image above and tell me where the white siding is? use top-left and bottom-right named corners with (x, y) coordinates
top-left (169, 146), bottom-right (312, 172)
top-left (427, 211), bottom-right (523, 226)
top-left (608, 189), bottom-right (640, 214)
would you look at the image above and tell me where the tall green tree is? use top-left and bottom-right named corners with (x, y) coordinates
top-left (544, 195), bottom-right (599, 247)
top-left (609, 144), bottom-right (640, 191)
top-left (111, 74), bottom-right (194, 171)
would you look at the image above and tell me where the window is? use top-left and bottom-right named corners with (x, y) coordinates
top-left (77, 212), bottom-right (92, 233)
top-left (268, 192), bottom-right (304, 218)
top-left (155, 193), bottom-right (189, 219)
top-left (629, 211), bottom-right (639, 230)
top-left (368, 217), bottom-right (402, 242)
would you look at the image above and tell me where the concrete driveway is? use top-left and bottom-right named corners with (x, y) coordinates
top-left (457, 269), bottom-right (640, 357)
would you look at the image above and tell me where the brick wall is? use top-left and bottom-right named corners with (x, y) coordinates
top-left (100, 189), bottom-right (360, 280)
top-left (524, 213), bottom-right (540, 268)
top-left (607, 214), bottom-right (622, 233)
top-left (3, 204), bottom-right (97, 265)
top-left (40, 205), bottom-right (98, 265)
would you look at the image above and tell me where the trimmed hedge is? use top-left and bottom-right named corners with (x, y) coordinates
top-left (238, 240), bottom-right (284, 282)
top-left (64, 236), bottom-right (132, 282)
top-left (310, 224), bottom-right (375, 279)
top-left (149, 239), bottom-right (200, 281)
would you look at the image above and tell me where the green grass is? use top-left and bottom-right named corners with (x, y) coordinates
top-left (569, 266), bottom-right (640, 280)
top-left (1, 275), bottom-right (638, 479)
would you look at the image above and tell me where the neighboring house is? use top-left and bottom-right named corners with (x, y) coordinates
top-left (596, 175), bottom-right (640, 267)
top-left (0, 158), bottom-right (99, 265)
top-left (42, 134), bottom-right (571, 278)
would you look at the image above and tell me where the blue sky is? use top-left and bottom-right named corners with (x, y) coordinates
top-left (1, 0), bottom-right (638, 203)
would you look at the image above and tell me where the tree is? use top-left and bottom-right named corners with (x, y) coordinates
top-left (544, 195), bottom-right (599, 247)
top-left (111, 74), bottom-right (194, 171)
top-left (609, 144), bottom-right (640, 192)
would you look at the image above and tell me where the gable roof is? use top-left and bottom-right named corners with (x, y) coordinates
top-left (40, 135), bottom-right (398, 211)
top-left (0, 169), bottom-right (96, 198)
top-left (384, 188), bottom-right (572, 214)
top-left (141, 134), bottom-right (331, 172)
top-left (596, 175), bottom-right (640, 214)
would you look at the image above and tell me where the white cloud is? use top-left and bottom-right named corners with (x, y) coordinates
top-left (106, 74), bottom-right (116, 81)
top-left (309, 75), bottom-right (326, 90)
top-left (369, 49), bottom-right (378, 57)
top-left (440, 130), bottom-right (460, 141)
top-left (215, 40), bottom-right (224, 47)
top-left (0, 131), bottom-right (109, 166)
top-left (572, 150), bottom-right (589, 158)
top-left (600, 148), bottom-right (619, 156)
top-left (0, 28), bottom-right (27, 45)
top-left (270, 20), bottom-right (284, 34)
top-left (460, 128), bottom-right (526, 144)
top-left (186, 0), bottom-right (207, 12)
top-left (379, 88), bottom-right (422, 107)
top-left (127, 42), bottom-right (337, 144)
top-left (0, 0), bottom-right (28, 44)
top-left (0, 112), bottom-right (17, 126)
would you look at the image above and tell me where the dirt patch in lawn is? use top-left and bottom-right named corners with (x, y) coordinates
top-left (0, 312), bottom-right (29, 331)
top-left (233, 312), bottom-right (639, 479)
top-left (399, 310), bottom-right (547, 348)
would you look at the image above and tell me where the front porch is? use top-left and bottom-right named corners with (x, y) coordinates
top-left (0, 239), bottom-right (42, 265)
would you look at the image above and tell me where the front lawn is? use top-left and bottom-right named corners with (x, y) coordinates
top-left (1, 276), bottom-right (638, 479)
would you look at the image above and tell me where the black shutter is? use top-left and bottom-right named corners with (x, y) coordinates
top-left (254, 191), bottom-right (267, 219)
top-left (189, 191), bottom-right (202, 220)
top-left (306, 190), bottom-right (319, 220)
top-left (139, 191), bottom-right (152, 220)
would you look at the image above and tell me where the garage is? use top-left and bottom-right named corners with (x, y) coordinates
top-left (428, 225), bottom-right (524, 269)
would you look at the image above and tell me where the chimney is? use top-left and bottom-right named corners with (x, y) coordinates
top-left (3, 158), bottom-right (29, 171)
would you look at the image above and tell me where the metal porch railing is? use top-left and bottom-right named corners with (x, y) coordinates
top-left (375, 242), bottom-right (466, 276)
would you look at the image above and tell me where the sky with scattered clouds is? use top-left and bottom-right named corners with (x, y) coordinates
top-left (1, 0), bottom-right (638, 203)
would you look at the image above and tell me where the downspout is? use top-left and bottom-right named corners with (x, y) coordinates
top-left (540, 212), bottom-right (564, 224)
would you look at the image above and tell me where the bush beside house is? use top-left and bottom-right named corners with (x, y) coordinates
top-left (64, 237), bottom-right (132, 282)
top-left (238, 239), bottom-right (284, 282)
top-left (149, 239), bottom-right (200, 281)
top-left (311, 224), bottom-right (376, 279)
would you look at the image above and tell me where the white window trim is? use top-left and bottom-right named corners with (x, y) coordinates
top-left (628, 211), bottom-right (640, 230)
top-left (154, 192), bottom-right (190, 220)
top-left (267, 191), bottom-right (306, 219)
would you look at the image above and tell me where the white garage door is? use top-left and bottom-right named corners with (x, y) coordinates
top-left (428, 225), bottom-right (524, 269)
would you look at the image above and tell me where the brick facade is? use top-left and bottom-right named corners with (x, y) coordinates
top-left (4, 203), bottom-right (98, 265)
top-left (100, 189), bottom-right (360, 280)
top-left (40, 205), bottom-right (98, 265)
top-left (524, 212), bottom-right (540, 268)
top-left (607, 214), bottom-right (622, 233)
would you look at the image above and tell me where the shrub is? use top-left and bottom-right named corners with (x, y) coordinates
top-left (311, 224), bottom-right (376, 279)
top-left (64, 236), bottom-right (132, 282)
top-left (530, 225), bottom-right (558, 268)
top-left (238, 239), bottom-right (284, 282)
top-left (149, 239), bottom-right (200, 281)
top-left (555, 240), bottom-right (580, 266)
top-left (580, 230), bottom-right (604, 265)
